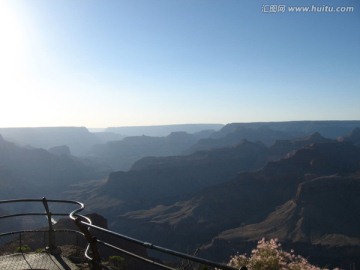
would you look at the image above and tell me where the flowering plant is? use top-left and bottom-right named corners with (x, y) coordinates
top-left (227, 238), bottom-right (340, 270)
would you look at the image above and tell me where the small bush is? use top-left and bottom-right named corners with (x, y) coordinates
top-left (35, 248), bottom-right (44, 253)
top-left (14, 244), bottom-right (31, 253)
top-left (227, 238), bottom-right (340, 270)
top-left (109, 255), bottom-right (126, 270)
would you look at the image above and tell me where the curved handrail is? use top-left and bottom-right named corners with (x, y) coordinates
top-left (0, 197), bottom-right (91, 229)
top-left (74, 219), bottom-right (244, 270)
top-left (0, 198), bottom-right (85, 219)
top-left (0, 198), bottom-right (90, 255)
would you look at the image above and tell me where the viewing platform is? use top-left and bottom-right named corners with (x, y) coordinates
top-left (0, 198), bottom-right (246, 270)
top-left (0, 252), bottom-right (80, 270)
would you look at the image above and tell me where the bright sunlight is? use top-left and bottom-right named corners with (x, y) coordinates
top-left (0, 2), bottom-right (36, 127)
top-left (0, 2), bottom-right (25, 75)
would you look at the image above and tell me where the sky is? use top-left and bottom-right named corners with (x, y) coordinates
top-left (0, 0), bottom-right (359, 128)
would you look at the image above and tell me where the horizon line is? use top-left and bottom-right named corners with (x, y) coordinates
top-left (1, 119), bottom-right (360, 130)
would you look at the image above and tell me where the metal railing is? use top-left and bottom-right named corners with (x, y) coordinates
top-left (0, 198), bottom-right (247, 270)
top-left (0, 198), bottom-right (87, 253)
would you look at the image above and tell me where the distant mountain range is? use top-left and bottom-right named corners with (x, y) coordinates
top-left (105, 124), bottom-right (224, 137)
top-left (212, 121), bottom-right (360, 139)
top-left (68, 125), bottom-right (360, 269)
top-left (1, 121), bottom-right (359, 171)
top-left (0, 125), bottom-right (222, 170)
top-left (0, 127), bottom-right (100, 156)
top-left (0, 134), bottom-right (109, 199)
top-left (1, 121), bottom-right (360, 268)
top-left (89, 130), bottom-right (216, 171)
top-left (188, 120), bottom-right (360, 153)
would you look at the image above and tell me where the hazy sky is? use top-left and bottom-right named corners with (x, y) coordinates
top-left (0, 0), bottom-right (359, 128)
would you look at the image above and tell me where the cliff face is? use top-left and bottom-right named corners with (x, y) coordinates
top-left (189, 121), bottom-right (360, 152)
top-left (89, 132), bottom-right (206, 171)
top-left (202, 174), bottom-right (360, 268)
top-left (107, 141), bottom-right (360, 268)
top-left (342, 127), bottom-right (360, 146)
top-left (0, 136), bottom-right (109, 199)
top-left (94, 133), bottom-right (336, 214)
top-left (98, 140), bottom-right (271, 213)
top-left (0, 127), bottom-right (100, 156)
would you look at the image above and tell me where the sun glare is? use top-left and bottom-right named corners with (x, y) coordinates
top-left (0, 2), bottom-right (25, 75)
top-left (0, 2), bottom-right (34, 127)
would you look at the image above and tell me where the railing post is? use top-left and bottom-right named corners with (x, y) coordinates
top-left (74, 217), bottom-right (102, 270)
top-left (19, 232), bottom-right (22, 252)
top-left (42, 197), bottom-right (60, 254)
